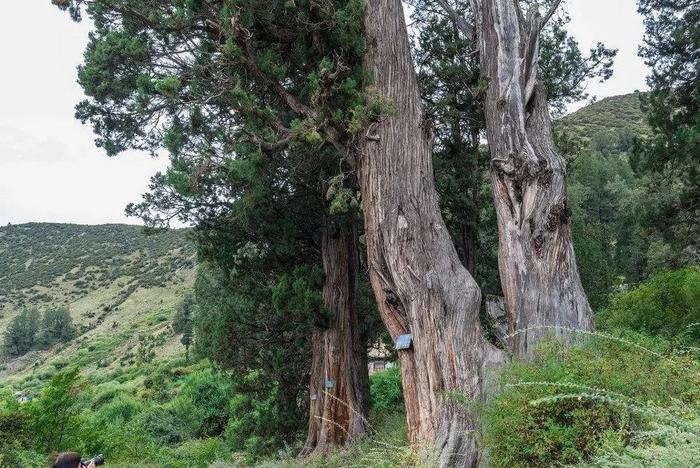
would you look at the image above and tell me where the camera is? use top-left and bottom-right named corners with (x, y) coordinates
top-left (80, 454), bottom-right (105, 466)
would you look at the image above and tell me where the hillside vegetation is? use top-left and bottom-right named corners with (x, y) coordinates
top-left (0, 223), bottom-right (195, 380)
top-left (558, 92), bottom-right (650, 144)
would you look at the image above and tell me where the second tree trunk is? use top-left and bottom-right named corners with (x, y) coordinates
top-left (358, 0), bottom-right (503, 465)
top-left (302, 220), bottom-right (369, 455)
top-left (474, 0), bottom-right (594, 356)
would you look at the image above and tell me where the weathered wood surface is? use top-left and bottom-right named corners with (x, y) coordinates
top-left (302, 221), bottom-right (369, 455)
top-left (358, 0), bottom-right (503, 464)
top-left (472, 0), bottom-right (593, 356)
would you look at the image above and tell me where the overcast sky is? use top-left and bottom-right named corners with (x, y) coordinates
top-left (0, 0), bottom-right (649, 226)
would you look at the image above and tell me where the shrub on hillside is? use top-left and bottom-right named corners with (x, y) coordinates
top-left (2, 308), bottom-right (40, 356)
top-left (40, 307), bottom-right (75, 345)
top-left (173, 368), bottom-right (232, 438)
top-left (483, 335), bottom-right (699, 467)
top-left (93, 394), bottom-right (143, 426)
top-left (139, 404), bottom-right (194, 446)
top-left (597, 267), bottom-right (700, 340)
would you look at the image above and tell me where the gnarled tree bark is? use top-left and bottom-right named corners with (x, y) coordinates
top-left (358, 0), bottom-right (503, 465)
top-left (471, 0), bottom-right (593, 356)
top-left (302, 220), bottom-right (369, 455)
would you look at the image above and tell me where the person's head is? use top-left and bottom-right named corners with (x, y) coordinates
top-left (51, 452), bottom-right (81, 468)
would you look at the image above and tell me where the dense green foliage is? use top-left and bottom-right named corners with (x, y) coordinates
top-left (0, 356), bottom-right (410, 467)
top-left (632, 0), bottom-right (700, 265)
top-left (484, 268), bottom-right (700, 467)
top-left (193, 262), bottom-right (323, 457)
top-left (484, 334), bottom-right (699, 467)
top-left (597, 267), bottom-right (700, 342)
top-left (0, 360), bottom-right (232, 467)
top-left (368, 365), bottom-right (403, 413)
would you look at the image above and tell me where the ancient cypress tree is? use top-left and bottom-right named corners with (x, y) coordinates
top-left (427, 0), bottom-right (616, 355)
top-left (358, 0), bottom-right (503, 464)
top-left (413, 0), bottom-right (616, 307)
top-left (54, 0), bottom-right (371, 454)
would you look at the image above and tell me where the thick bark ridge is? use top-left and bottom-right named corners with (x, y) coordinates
top-left (473, 0), bottom-right (593, 356)
top-left (359, 0), bottom-right (503, 465)
top-left (302, 221), bottom-right (369, 455)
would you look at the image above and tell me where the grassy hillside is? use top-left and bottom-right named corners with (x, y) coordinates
top-left (557, 92), bottom-right (650, 144)
top-left (0, 223), bottom-right (195, 381)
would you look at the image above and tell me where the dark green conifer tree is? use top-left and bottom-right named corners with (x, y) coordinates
top-left (54, 0), bottom-right (373, 454)
top-left (2, 308), bottom-right (40, 357)
top-left (633, 0), bottom-right (699, 266)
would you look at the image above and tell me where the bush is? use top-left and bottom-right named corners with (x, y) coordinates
top-left (173, 369), bottom-right (232, 438)
top-left (93, 394), bottom-right (143, 426)
top-left (224, 370), bottom-right (302, 464)
top-left (139, 405), bottom-right (193, 446)
top-left (483, 335), bottom-right (699, 467)
top-left (170, 437), bottom-right (229, 468)
top-left (40, 306), bottom-right (75, 345)
top-left (597, 267), bottom-right (700, 341)
top-left (369, 365), bottom-right (403, 412)
top-left (90, 383), bottom-right (131, 408)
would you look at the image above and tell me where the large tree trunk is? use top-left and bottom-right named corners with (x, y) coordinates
top-left (358, 0), bottom-right (503, 465)
top-left (473, 0), bottom-right (593, 356)
top-left (302, 220), bottom-right (369, 455)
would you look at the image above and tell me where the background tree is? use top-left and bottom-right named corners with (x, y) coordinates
top-left (632, 0), bottom-right (699, 267)
top-left (39, 307), bottom-right (75, 346)
top-left (173, 292), bottom-right (195, 361)
top-left (2, 308), bottom-right (40, 357)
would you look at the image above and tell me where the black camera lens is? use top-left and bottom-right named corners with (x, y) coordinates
top-left (81, 454), bottom-right (105, 466)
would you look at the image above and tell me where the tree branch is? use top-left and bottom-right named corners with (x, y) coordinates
top-left (540, 0), bottom-right (562, 30)
top-left (434, 0), bottom-right (474, 38)
top-left (229, 14), bottom-right (315, 119)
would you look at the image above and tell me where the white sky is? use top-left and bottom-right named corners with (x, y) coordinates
top-left (0, 0), bottom-right (649, 226)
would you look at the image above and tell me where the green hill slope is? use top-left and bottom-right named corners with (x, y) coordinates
top-left (557, 92), bottom-right (650, 144)
top-left (0, 223), bottom-right (195, 381)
